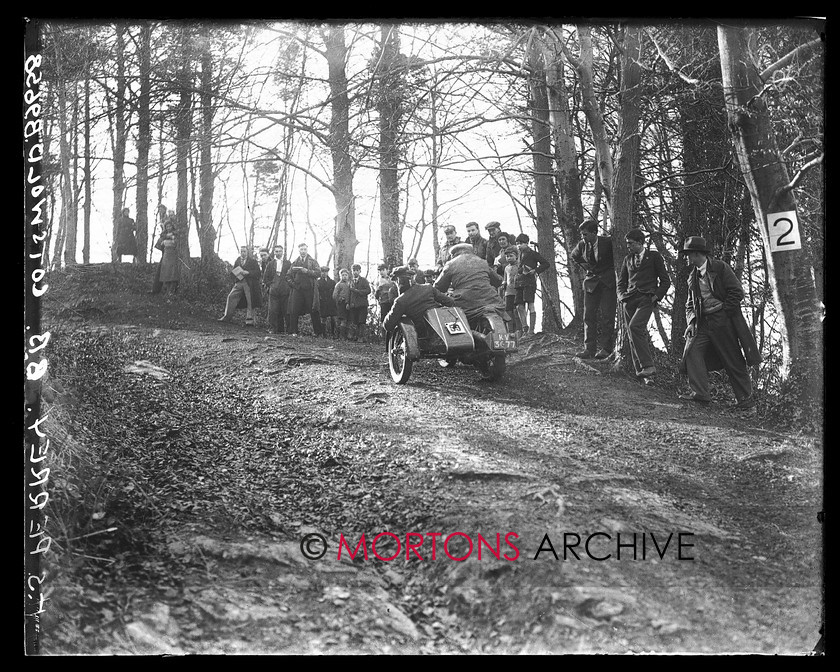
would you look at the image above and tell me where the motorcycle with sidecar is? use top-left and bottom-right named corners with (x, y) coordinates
top-left (386, 305), bottom-right (518, 384)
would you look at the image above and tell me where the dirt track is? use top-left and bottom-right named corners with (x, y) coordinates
top-left (39, 267), bottom-right (823, 654)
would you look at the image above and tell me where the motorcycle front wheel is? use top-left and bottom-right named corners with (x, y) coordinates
top-left (388, 327), bottom-right (413, 384)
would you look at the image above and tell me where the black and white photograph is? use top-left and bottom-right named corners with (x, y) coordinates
top-left (23, 16), bottom-right (825, 655)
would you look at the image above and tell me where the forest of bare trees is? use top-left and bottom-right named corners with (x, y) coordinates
top-left (30, 18), bottom-right (824, 403)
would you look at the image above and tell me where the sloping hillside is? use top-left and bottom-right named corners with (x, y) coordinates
top-left (34, 263), bottom-right (823, 654)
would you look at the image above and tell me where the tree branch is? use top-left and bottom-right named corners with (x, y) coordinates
top-left (644, 28), bottom-right (701, 85)
top-left (634, 156), bottom-right (733, 195)
top-left (770, 153), bottom-right (824, 209)
top-left (760, 37), bottom-right (822, 82)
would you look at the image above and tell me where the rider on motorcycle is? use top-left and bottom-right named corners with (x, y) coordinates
top-left (433, 242), bottom-right (506, 329)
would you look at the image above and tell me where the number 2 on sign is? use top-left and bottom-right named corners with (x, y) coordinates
top-left (767, 211), bottom-right (802, 252)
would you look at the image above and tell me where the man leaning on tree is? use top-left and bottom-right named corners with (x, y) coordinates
top-left (570, 219), bottom-right (616, 359)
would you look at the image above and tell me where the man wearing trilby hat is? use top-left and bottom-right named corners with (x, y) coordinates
top-left (679, 236), bottom-right (762, 415)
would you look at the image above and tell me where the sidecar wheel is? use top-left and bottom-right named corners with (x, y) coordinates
top-left (389, 328), bottom-right (413, 384)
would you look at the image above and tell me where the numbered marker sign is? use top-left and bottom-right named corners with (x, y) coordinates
top-left (767, 211), bottom-right (802, 252)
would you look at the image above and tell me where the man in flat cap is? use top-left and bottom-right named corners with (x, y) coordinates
top-left (436, 225), bottom-right (462, 268)
top-left (434, 242), bottom-right (505, 327)
top-left (570, 219), bottom-right (617, 359)
top-left (679, 236), bottom-right (761, 415)
top-left (383, 265), bottom-right (455, 334)
top-left (616, 228), bottom-right (671, 380)
top-left (484, 221), bottom-right (503, 268)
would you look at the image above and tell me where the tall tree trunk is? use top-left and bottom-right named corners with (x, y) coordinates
top-left (609, 24), bottom-right (643, 368)
top-left (83, 70), bottom-right (91, 264)
top-left (544, 34), bottom-right (585, 326)
top-left (175, 25), bottom-right (193, 266)
top-left (135, 22), bottom-right (151, 264)
top-left (377, 24), bottom-right (403, 268)
top-left (610, 24), bottom-right (642, 262)
top-left (430, 84), bottom-right (440, 266)
top-left (70, 80), bottom-right (79, 263)
top-left (57, 79), bottom-right (76, 266)
top-left (322, 26), bottom-right (357, 273)
top-left (111, 22), bottom-right (127, 263)
top-left (527, 38), bottom-right (562, 333)
top-left (575, 24), bottom-right (614, 222)
top-left (717, 25), bottom-right (822, 395)
top-left (198, 33), bottom-right (218, 261)
top-left (671, 26), bottom-right (731, 352)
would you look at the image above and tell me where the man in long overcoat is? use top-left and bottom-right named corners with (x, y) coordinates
top-left (679, 236), bottom-right (761, 414)
top-left (116, 207), bottom-right (138, 261)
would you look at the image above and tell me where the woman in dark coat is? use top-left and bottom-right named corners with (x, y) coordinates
top-left (156, 214), bottom-right (180, 295)
top-left (116, 207), bottom-right (138, 261)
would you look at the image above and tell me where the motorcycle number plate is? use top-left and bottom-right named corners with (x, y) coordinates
top-left (445, 321), bottom-right (466, 335)
top-left (494, 334), bottom-right (517, 351)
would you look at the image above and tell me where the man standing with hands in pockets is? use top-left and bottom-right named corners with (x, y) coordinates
top-left (679, 236), bottom-right (761, 415)
top-left (616, 228), bottom-right (671, 380)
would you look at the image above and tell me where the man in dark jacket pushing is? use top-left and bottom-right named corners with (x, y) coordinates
top-left (383, 265), bottom-right (455, 333)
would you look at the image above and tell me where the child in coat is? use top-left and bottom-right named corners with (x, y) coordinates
top-left (332, 269), bottom-right (351, 339)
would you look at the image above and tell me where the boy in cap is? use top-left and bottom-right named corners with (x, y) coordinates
top-left (347, 263), bottom-right (371, 341)
top-left (332, 268), bottom-right (351, 339)
top-left (375, 264), bottom-right (399, 342)
top-left (679, 236), bottom-right (761, 414)
top-left (513, 233), bottom-right (551, 336)
top-left (501, 246), bottom-right (522, 335)
top-left (616, 228), bottom-right (671, 379)
top-left (317, 266), bottom-right (338, 338)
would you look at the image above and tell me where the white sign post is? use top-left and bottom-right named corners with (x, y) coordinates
top-left (767, 210), bottom-right (802, 252)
